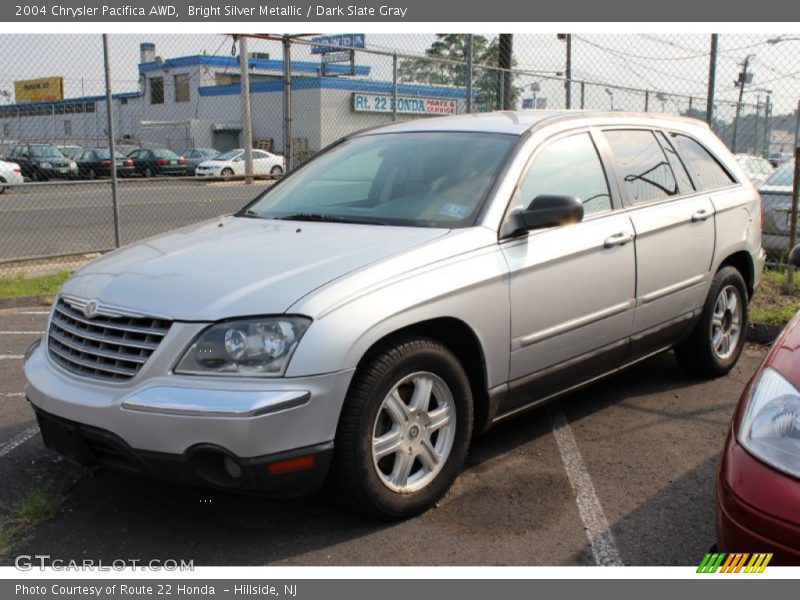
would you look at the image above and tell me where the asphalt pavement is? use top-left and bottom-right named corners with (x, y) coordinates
top-left (0, 304), bottom-right (766, 566)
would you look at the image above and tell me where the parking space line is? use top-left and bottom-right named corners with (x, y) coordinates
top-left (549, 407), bottom-right (624, 566)
top-left (14, 311), bottom-right (49, 315)
top-left (0, 331), bottom-right (43, 335)
top-left (0, 425), bottom-right (40, 458)
top-left (0, 355), bottom-right (23, 360)
top-left (1, 393), bottom-right (25, 397)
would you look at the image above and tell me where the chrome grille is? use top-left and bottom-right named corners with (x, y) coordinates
top-left (48, 297), bottom-right (171, 381)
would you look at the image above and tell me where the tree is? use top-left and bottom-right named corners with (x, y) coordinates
top-left (398, 34), bottom-right (519, 111)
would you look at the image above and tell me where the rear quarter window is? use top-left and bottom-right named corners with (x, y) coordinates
top-left (668, 133), bottom-right (736, 191)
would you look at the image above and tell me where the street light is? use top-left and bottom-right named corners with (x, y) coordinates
top-left (732, 54), bottom-right (755, 153)
top-left (605, 88), bottom-right (614, 111)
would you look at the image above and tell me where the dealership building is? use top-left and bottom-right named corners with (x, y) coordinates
top-left (0, 43), bottom-right (470, 156)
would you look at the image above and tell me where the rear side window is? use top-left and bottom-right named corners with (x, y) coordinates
top-left (668, 133), bottom-right (735, 191)
top-left (515, 132), bottom-right (612, 217)
top-left (603, 129), bottom-right (678, 205)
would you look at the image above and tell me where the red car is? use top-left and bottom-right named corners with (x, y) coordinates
top-left (717, 247), bottom-right (800, 565)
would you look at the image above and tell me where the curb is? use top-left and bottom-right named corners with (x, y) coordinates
top-left (0, 294), bottom-right (54, 309)
top-left (746, 323), bottom-right (783, 345)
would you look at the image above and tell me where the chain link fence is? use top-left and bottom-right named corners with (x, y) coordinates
top-left (2, 33), bottom-right (800, 281)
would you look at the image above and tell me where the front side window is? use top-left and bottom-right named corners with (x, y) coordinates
top-left (604, 129), bottom-right (678, 205)
top-left (174, 74), bottom-right (190, 103)
top-left (513, 132), bottom-right (612, 217)
top-left (668, 133), bottom-right (735, 191)
top-left (150, 77), bottom-right (164, 105)
top-left (244, 132), bottom-right (517, 228)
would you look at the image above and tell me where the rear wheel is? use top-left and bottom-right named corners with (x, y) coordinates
top-left (270, 165), bottom-right (284, 177)
top-left (675, 266), bottom-right (748, 378)
top-left (329, 336), bottom-right (473, 519)
top-left (87, 168), bottom-right (97, 180)
top-left (0, 179), bottom-right (5, 194)
top-left (144, 166), bottom-right (154, 178)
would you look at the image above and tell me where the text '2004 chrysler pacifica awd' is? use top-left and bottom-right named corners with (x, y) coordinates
top-left (25, 111), bottom-right (764, 518)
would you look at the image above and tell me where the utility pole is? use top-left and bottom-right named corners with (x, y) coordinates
top-left (763, 93), bottom-right (772, 157)
top-left (102, 33), bottom-right (121, 249)
top-left (282, 35), bottom-right (292, 173)
top-left (498, 34), bottom-right (513, 110)
top-left (731, 54), bottom-right (754, 154)
top-left (465, 34), bottom-right (473, 113)
top-left (558, 34), bottom-right (572, 109)
top-left (706, 34), bottom-right (718, 127)
top-left (238, 35), bottom-right (254, 184)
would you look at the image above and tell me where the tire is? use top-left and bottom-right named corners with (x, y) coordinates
top-left (0, 181), bottom-right (5, 194)
top-left (144, 167), bottom-right (154, 178)
top-left (674, 266), bottom-right (748, 378)
top-left (221, 167), bottom-right (234, 177)
top-left (270, 165), bottom-right (283, 177)
top-left (88, 168), bottom-right (97, 180)
top-left (31, 170), bottom-right (43, 182)
top-left (329, 336), bottom-right (473, 519)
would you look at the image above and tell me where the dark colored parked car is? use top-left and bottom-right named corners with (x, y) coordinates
top-left (76, 148), bottom-right (136, 179)
top-left (7, 144), bottom-right (78, 181)
top-left (183, 148), bottom-right (220, 175)
top-left (57, 145), bottom-right (84, 161)
top-left (717, 247), bottom-right (800, 564)
top-left (127, 148), bottom-right (186, 177)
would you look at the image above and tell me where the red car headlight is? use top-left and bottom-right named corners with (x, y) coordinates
top-left (738, 367), bottom-right (800, 479)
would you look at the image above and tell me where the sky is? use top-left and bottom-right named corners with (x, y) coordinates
top-left (1, 33), bottom-right (799, 118)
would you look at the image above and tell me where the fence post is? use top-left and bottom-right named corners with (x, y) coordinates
top-left (644, 90), bottom-right (649, 112)
top-left (465, 34), bottom-right (473, 114)
top-left (282, 35), bottom-right (292, 173)
top-left (785, 98), bottom-right (800, 293)
top-left (565, 33), bottom-right (572, 110)
top-left (499, 34), bottom-right (513, 110)
top-left (392, 52), bottom-right (398, 122)
top-left (706, 34), bottom-right (718, 126)
top-left (239, 35), bottom-right (254, 184)
top-left (102, 33), bottom-right (121, 249)
top-left (580, 81), bottom-right (585, 109)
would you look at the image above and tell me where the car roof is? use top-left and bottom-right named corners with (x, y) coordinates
top-left (362, 110), bottom-right (711, 137)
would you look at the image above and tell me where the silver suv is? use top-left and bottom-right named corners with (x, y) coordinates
top-left (25, 111), bottom-right (764, 519)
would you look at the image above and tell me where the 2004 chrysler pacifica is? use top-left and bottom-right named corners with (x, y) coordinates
top-left (25, 111), bottom-right (765, 518)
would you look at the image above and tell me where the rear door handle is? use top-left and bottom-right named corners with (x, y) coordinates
top-left (691, 209), bottom-right (712, 222)
top-left (603, 232), bottom-right (633, 248)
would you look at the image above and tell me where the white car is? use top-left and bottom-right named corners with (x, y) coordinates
top-left (195, 148), bottom-right (285, 178)
top-left (0, 159), bottom-right (24, 193)
top-left (735, 154), bottom-right (775, 186)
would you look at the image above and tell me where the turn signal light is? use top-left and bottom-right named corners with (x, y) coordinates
top-left (266, 455), bottom-right (316, 475)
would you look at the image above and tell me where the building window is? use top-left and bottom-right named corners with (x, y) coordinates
top-left (64, 120), bottom-right (71, 136)
top-left (150, 76), bottom-right (164, 104)
top-left (174, 74), bottom-right (190, 103)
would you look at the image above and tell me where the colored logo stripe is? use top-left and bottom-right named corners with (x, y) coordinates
top-left (697, 552), bottom-right (772, 573)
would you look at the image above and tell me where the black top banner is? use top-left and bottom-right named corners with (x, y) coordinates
top-left (1, 0), bottom-right (797, 22)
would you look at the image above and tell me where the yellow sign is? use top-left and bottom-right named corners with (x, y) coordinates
top-left (14, 77), bottom-right (64, 103)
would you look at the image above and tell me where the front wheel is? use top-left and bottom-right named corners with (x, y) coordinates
top-left (675, 266), bottom-right (748, 378)
top-left (221, 167), bottom-right (234, 177)
top-left (329, 337), bottom-right (473, 519)
top-left (270, 165), bottom-right (283, 177)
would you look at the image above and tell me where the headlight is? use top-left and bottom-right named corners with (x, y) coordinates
top-left (174, 316), bottom-right (311, 377)
top-left (738, 367), bottom-right (800, 478)
top-left (69, 161), bottom-right (77, 169)
top-left (40, 162), bottom-right (52, 169)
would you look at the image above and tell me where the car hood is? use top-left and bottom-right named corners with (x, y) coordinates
top-left (60, 216), bottom-right (450, 321)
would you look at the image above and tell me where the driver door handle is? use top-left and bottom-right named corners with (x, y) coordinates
top-left (603, 232), bottom-right (633, 248)
top-left (692, 209), bottom-right (712, 222)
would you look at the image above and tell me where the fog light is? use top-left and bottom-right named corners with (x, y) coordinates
top-left (223, 456), bottom-right (243, 479)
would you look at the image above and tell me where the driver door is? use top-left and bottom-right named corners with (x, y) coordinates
top-left (499, 130), bottom-right (636, 415)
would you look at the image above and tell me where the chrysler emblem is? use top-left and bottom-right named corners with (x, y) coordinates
top-left (83, 300), bottom-right (99, 319)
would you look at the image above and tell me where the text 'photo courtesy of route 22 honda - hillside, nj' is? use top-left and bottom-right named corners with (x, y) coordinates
top-left (24, 110), bottom-right (764, 519)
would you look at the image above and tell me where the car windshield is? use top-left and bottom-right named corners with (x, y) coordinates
top-left (30, 146), bottom-right (64, 158)
top-left (765, 161), bottom-right (794, 187)
top-left (243, 132), bottom-right (517, 228)
top-left (217, 150), bottom-right (242, 161)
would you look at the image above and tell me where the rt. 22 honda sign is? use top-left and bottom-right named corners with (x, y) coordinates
top-left (352, 93), bottom-right (457, 116)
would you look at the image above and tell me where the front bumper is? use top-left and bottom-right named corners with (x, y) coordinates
top-left (716, 433), bottom-right (800, 565)
top-left (25, 328), bottom-right (354, 491)
top-left (34, 406), bottom-right (333, 495)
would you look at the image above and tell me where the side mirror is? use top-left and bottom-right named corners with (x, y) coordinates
top-left (790, 244), bottom-right (800, 268)
top-left (514, 194), bottom-right (584, 233)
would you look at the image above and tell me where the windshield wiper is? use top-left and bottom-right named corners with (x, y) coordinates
top-left (237, 209), bottom-right (263, 219)
top-left (274, 213), bottom-right (387, 226)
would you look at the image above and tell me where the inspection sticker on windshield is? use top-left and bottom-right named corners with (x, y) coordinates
top-left (439, 203), bottom-right (470, 218)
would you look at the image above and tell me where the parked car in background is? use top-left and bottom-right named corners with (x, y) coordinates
top-left (7, 144), bottom-right (78, 181)
top-left (25, 112), bottom-right (763, 518)
top-left (760, 160), bottom-right (796, 256)
top-left (57, 145), bottom-right (84, 161)
top-left (195, 148), bottom-right (284, 178)
top-left (717, 244), bottom-right (800, 564)
top-left (75, 148), bottom-right (135, 179)
top-left (0, 159), bottom-right (23, 193)
top-left (127, 148), bottom-right (186, 177)
top-left (735, 154), bottom-right (775, 187)
top-left (183, 148), bottom-right (220, 175)
top-left (768, 152), bottom-right (793, 168)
